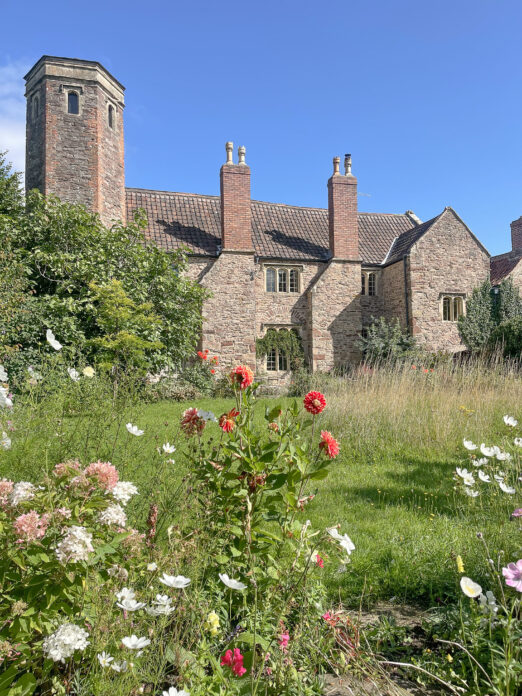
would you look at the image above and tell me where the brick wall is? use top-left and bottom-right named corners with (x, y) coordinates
top-left (328, 172), bottom-right (358, 259)
top-left (511, 217), bottom-right (522, 252)
top-left (220, 163), bottom-right (252, 250)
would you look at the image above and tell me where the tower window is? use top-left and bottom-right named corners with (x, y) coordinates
top-left (108, 104), bottom-right (114, 128)
top-left (67, 91), bottom-right (79, 115)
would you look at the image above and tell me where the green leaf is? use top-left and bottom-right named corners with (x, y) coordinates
top-left (0, 666), bottom-right (18, 691)
top-left (6, 673), bottom-right (36, 696)
top-left (308, 467), bottom-right (329, 481)
top-left (240, 631), bottom-right (268, 650)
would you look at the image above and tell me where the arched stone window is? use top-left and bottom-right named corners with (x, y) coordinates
top-left (108, 104), bottom-right (114, 128)
top-left (266, 267), bottom-right (276, 292)
top-left (442, 295), bottom-right (465, 321)
top-left (67, 91), bottom-right (79, 115)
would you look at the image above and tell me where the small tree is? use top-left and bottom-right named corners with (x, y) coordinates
top-left (489, 317), bottom-right (522, 359)
top-left (357, 316), bottom-right (415, 363)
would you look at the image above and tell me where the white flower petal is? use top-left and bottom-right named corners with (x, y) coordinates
top-left (126, 423), bottom-right (144, 437)
top-left (46, 329), bottom-right (62, 351)
top-left (503, 415), bottom-right (518, 427)
top-left (159, 573), bottom-right (191, 589)
top-left (460, 576), bottom-right (482, 598)
top-left (218, 573), bottom-right (247, 590)
top-left (463, 439), bottom-right (478, 450)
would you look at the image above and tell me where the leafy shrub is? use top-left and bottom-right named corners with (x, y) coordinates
top-left (357, 316), bottom-right (416, 364)
top-left (489, 317), bottom-right (522, 359)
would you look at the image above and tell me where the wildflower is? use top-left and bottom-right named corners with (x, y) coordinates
top-left (268, 421), bottom-right (279, 432)
top-left (84, 461), bottom-right (119, 490)
top-left (162, 443), bottom-right (176, 454)
top-left (0, 387), bottom-right (13, 408)
top-left (498, 481), bottom-right (516, 494)
top-left (456, 555), bottom-right (464, 574)
top-left (46, 329), bottom-right (62, 351)
top-left (502, 560), bottom-right (522, 591)
top-left (55, 526), bottom-right (94, 564)
top-left (472, 457), bottom-right (488, 467)
top-left (463, 439), bottom-right (477, 450)
top-left (126, 423), bottom-right (144, 436)
top-left (13, 510), bottom-right (49, 542)
top-left (159, 573), bottom-right (191, 589)
top-left (319, 431), bottom-right (339, 459)
top-left (67, 367), bottom-right (80, 382)
top-left (147, 594), bottom-right (174, 616)
top-left (117, 596), bottom-right (146, 612)
top-left (480, 444), bottom-right (501, 458)
top-left (197, 350), bottom-right (207, 360)
top-left (10, 481), bottom-right (35, 506)
top-left (108, 565), bottom-right (129, 581)
top-left (411, 365), bottom-right (416, 370)
top-left (53, 459), bottom-right (81, 477)
top-left (147, 562), bottom-right (158, 571)
top-left (464, 488), bottom-right (479, 497)
top-left (43, 623), bottom-right (89, 662)
top-left (503, 415), bottom-right (518, 427)
top-left (98, 652), bottom-right (114, 667)
top-left (478, 591), bottom-right (498, 614)
top-left (83, 366), bottom-right (95, 377)
top-left (210, 369), bottom-right (215, 374)
top-left (327, 527), bottom-right (355, 555)
top-left (229, 364), bottom-right (254, 390)
top-left (304, 391), bottom-right (326, 415)
top-left (312, 551), bottom-right (324, 568)
top-left (446, 654), bottom-right (453, 663)
top-left (111, 660), bottom-right (128, 673)
top-left (180, 407), bottom-right (205, 436)
top-left (511, 508), bottom-right (522, 518)
top-left (111, 481), bottom-right (138, 505)
top-left (0, 479), bottom-right (13, 507)
top-left (322, 611), bottom-right (332, 621)
top-left (460, 576), bottom-right (482, 598)
top-left (219, 573), bottom-right (247, 590)
top-left (121, 635), bottom-right (151, 650)
top-left (514, 438), bottom-right (522, 447)
top-left (478, 470), bottom-right (491, 483)
top-left (116, 587), bottom-right (135, 602)
top-left (221, 648), bottom-right (247, 677)
top-left (1, 432), bottom-right (11, 450)
top-left (163, 689), bottom-right (190, 696)
top-left (99, 504), bottom-right (127, 527)
top-left (197, 409), bottom-right (217, 422)
top-left (219, 408), bottom-right (239, 433)
top-left (279, 631), bottom-right (290, 652)
top-left (455, 467), bottom-right (474, 486)
top-left (496, 451), bottom-right (512, 461)
top-left (27, 365), bottom-right (42, 382)
top-left (204, 611), bottom-right (220, 635)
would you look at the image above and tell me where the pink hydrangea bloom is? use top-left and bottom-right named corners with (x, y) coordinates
top-left (502, 560), bottom-right (522, 592)
top-left (53, 460), bottom-right (81, 477)
top-left (14, 510), bottom-right (50, 542)
top-left (84, 461), bottom-right (119, 490)
top-left (56, 507), bottom-right (72, 519)
top-left (0, 479), bottom-right (14, 507)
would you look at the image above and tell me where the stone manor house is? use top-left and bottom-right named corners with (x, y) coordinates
top-left (23, 56), bottom-right (522, 380)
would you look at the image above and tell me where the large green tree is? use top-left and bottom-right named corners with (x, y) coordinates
top-left (0, 152), bottom-right (207, 381)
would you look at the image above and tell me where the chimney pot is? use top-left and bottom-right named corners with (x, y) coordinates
top-left (344, 153), bottom-right (353, 177)
top-left (333, 156), bottom-right (341, 176)
top-left (225, 141), bottom-right (234, 164)
top-left (238, 145), bottom-right (246, 165)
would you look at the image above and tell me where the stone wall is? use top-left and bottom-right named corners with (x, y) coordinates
top-left (381, 260), bottom-right (409, 330)
top-left (361, 268), bottom-right (385, 328)
top-left (409, 209), bottom-right (490, 352)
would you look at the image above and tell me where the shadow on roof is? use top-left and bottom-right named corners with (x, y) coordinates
top-left (261, 228), bottom-right (330, 259)
top-left (155, 218), bottom-right (219, 254)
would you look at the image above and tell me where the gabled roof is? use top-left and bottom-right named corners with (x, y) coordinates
top-left (383, 213), bottom-right (442, 266)
top-left (125, 188), bottom-right (415, 264)
top-left (490, 252), bottom-right (522, 285)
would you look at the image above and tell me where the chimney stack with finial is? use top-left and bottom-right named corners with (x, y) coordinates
top-left (220, 141), bottom-right (252, 251)
top-left (327, 152), bottom-right (359, 259)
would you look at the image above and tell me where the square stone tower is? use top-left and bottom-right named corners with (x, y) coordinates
top-left (24, 56), bottom-right (125, 226)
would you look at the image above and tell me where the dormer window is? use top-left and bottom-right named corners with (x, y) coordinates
top-left (67, 91), bottom-right (79, 115)
top-left (265, 266), bottom-right (301, 294)
top-left (108, 104), bottom-right (114, 128)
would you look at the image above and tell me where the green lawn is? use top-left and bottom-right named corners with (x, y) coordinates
top-left (2, 365), bottom-right (520, 609)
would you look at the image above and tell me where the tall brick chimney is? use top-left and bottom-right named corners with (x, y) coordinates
top-left (220, 142), bottom-right (253, 251)
top-left (511, 216), bottom-right (522, 252)
top-left (327, 154), bottom-right (359, 260)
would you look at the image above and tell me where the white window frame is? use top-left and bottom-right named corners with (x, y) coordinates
top-left (264, 265), bottom-right (301, 294)
top-left (362, 270), bottom-right (379, 297)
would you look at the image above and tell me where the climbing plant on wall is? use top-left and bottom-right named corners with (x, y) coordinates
top-left (256, 328), bottom-right (305, 370)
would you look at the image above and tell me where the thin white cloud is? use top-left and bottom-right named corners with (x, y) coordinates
top-left (0, 60), bottom-right (29, 175)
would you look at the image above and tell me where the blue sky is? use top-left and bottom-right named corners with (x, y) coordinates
top-left (1, 0), bottom-right (521, 255)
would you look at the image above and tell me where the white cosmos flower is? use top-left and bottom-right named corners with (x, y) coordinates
top-left (514, 438), bottom-right (522, 447)
top-left (1, 432), bottom-right (11, 450)
top-left (219, 573), bottom-right (247, 590)
top-left (111, 481), bottom-right (138, 505)
top-left (472, 457), bottom-right (488, 467)
top-left (67, 368), bottom-right (80, 382)
top-left (121, 635), bottom-right (151, 650)
top-left (503, 415), bottom-right (518, 427)
top-left (126, 423), bottom-right (144, 436)
top-left (197, 409), bottom-right (217, 422)
top-left (460, 576), bottom-right (482, 598)
top-left (496, 451), bottom-right (512, 461)
top-left (464, 488), bottom-right (479, 497)
top-left (494, 472), bottom-right (505, 481)
top-left (159, 573), bottom-right (191, 589)
top-left (146, 594), bottom-right (174, 616)
top-left (463, 439), bottom-right (478, 450)
top-left (327, 527), bottom-right (356, 555)
top-left (117, 598), bottom-right (146, 612)
top-left (147, 562), bottom-right (158, 571)
top-left (46, 329), bottom-right (62, 351)
top-left (456, 468), bottom-right (474, 486)
top-left (115, 587), bottom-right (135, 602)
top-left (499, 481), bottom-right (516, 494)
top-left (97, 652), bottom-right (114, 667)
top-left (163, 688), bottom-right (190, 696)
top-left (110, 660), bottom-right (128, 672)
top-left (478, 470), bottom-right (491, 483)
top-left (162, 443), bottom-right (176, 454)
top-left (0, 387), bottom-right (13, 408)
top-left (480, 444), bottom-right (501, 458)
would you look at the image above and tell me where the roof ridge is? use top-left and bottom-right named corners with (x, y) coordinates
top-left (126, 187), bottom-right (220, 200)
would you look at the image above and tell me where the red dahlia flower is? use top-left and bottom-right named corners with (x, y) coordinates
top-left (180, 407), bottom-right (205, 436)
top-left (303, 391), bottom-right (326, 415)
top-left (319, 430), bottom-right (339, 459)
top-left (230, 365), bottom-right (254, 390)
top-left (219, 408), bottom-right (239, 433)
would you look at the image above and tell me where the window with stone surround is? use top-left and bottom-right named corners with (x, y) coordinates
top-left (67, 91), bottom-right (79, 115)
top-left (441, 295), bottom-right (465, 322)
top-left (265, 266), bottom-right (301, 294)
top-left (266, 348), bottom-right (288, 372)
top-left (361, 273), bottom-right (366, 295)
top-left (361, 271), bottom-right (378, 296)
top-left (266, 348), bottom-right (277, 371)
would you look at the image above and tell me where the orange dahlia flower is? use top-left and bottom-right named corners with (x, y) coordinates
top-left (230, 365), bottom-right (254, 390)
top-left (303, 391), bottom-right (326, 415)
top-left (319, 430), bottom-right (339, 459)
top-left (219, 408), bottom-right (239, 433)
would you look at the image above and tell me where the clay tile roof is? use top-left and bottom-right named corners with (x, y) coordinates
top-left (383, 213), bottom-right (442, 266)
top-left (125, 188), bottom-right (416, 264)
top-left (490, 253), bottom-right (521, 285)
